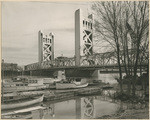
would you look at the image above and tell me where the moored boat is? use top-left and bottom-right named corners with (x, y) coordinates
top-left (3, 85), bottom-right (47, 93)
top-left (2, 113), bottom-right (32, 119)
top-left (3, 91), bottom-right (44, 102)
top-left (1, 105), bottom-right (46, 119)
top-left (56, 79), bottom-right (88, 89)
top-left (1, 94), bottom-right (44, 110)
top-left (3, 77), bottom-right (47, 93)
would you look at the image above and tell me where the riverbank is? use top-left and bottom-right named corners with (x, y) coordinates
top-left (45, 83), bottom-right (149, 119)
top-left (97, 83), bottom-right (149, 119)
top-left (97, 106), bottom-right (149, 119)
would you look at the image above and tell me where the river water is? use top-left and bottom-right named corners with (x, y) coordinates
top-left (21, 90), bottom-right (146, 119)
top-left (23, 93), bottom-right (120, 119)
top-left (2, 73), bottom-right (144, 119)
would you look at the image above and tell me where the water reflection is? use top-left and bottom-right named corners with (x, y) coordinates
top-left (41, 95), bottom-right (119, 119)
top-left (3, 93), bottom-right (147, 119)
top-left (76, 97), bottom-right (94, 119)
top-left (82, 97), bottom-right (94, 119)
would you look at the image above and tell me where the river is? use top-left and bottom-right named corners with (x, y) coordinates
top-left (2, 73), bottom-right (145, 119)
top-left (34, 94), bottom-right (120, 119)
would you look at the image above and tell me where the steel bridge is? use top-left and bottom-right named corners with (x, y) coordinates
top-left (24, 9), bottom-right (149, 74)
top-left (24, 49), bottom-right (149, 71)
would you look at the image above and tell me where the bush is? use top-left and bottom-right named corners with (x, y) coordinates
top-left (114, 92), bottom-right (144, 103)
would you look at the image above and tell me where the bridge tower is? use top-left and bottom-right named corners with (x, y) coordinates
top-left (38, 30), bottom-right (54, 63)
top-left (75, 9), bottom-right (93, 66)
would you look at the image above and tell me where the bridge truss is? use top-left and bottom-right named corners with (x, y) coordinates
top-left (24, 49), bottom-right (149, 71)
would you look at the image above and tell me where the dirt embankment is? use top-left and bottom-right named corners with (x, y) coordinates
top-left (97, 107), bottom-right (149, 119)
top-left (98, 83), bottom-right (149, 119)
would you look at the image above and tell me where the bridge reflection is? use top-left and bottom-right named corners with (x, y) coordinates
top-left (32, 95), bottom-right (118, 119)
top-left (29, 93), bottom-right (147, 119)
top-left (76, 97), bottom-right (94, 119)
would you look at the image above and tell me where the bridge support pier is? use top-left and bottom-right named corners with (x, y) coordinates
top-left (53, 70), bottom-right (66, 79)
top-left (65, 69), bottom-right (94, 78)
top-left (91, 70), bottom-right (101, 80)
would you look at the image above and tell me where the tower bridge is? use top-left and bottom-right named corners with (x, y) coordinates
top-left (24, 9), bottom-right (149, 77)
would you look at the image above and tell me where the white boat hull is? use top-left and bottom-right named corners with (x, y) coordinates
top-left (1, 95), bottom-right (44, 110)
top-left (3, 85), bottom-right (47, 93)
top-left (56, 83), bottom-right (88, 89)
top-left (2, 106), bottom-right (45, 116)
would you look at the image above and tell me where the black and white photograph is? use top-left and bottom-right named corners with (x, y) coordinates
top-left (1, 1), bottom-right (149, 119)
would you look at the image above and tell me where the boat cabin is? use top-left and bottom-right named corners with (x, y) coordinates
top-left (10, 77), bottom-right (44, 87)
top-left (28, 79), bottom-right (43, 86)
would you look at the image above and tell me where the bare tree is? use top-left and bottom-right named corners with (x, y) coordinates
top-left (92, 1), bottom-right (149, 95)
top-left (126, 1), bottom-right (149, 95)
top-left (92, 1), bottom-right (124, 93)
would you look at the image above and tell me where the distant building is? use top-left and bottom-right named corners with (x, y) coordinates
top-left (54, 56), bottom-right (68, 67)
top-left (1, 60), bottom-right (23, 77)
top-left (55, 56), bottom-right (68, 60)
top-left (1, 63), bottom-right (18, 71)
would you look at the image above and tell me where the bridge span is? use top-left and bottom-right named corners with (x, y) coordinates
top-left (24, 49), bottom-right (148, 77)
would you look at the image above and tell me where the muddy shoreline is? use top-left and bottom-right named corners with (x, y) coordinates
top-left (96, 83), bottom-right (149, 119)
top-left (97, 107), bottom-right (149, 119)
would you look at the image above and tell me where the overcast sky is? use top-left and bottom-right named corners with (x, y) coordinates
top-left (2, 1), bottom-right (93, 66)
